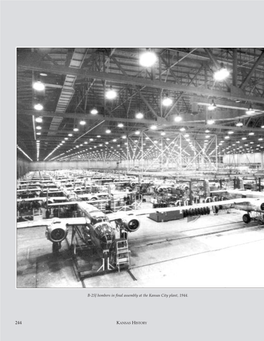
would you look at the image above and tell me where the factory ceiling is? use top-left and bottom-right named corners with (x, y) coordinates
top-left (17, 48), bottom-right (264, 163)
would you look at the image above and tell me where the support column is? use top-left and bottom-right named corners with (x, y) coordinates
top-left (233, 49), bottom-right (237, 87)
top-left (141, 132), bottom-right (144, 174)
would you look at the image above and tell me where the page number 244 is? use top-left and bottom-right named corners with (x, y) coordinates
top-left (15, 321), bottom-right (22, 325)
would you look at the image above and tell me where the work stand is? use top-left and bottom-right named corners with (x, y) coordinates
top-left (67, 225), bottom-right (130, 280)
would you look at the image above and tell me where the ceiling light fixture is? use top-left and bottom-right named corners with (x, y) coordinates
top-left (79, 120), bottom-right (86, 125)
top-left (162, 94), bottom-right (173, 107)
top-left (139, 50), bottom-right (157, 67)
top-left (36, 126), bottom-right (42, 130)
top-left (207, 117), bottom-right (215, 125)
top-left (33, 80), bottom-right (45, 91)
top-left (150, 124), bottom-right (157, 130)
top-left (90, 108), bottom-right (98, 115)
top-left (208, 100), bottom-right (217, 111)
top-left (236, 120), bottom-right (243, 127)
top-left (35, 117), bottom-right (43, 123)
top-left (214, 63), bottom-right (230, 81)
top-left (105, 86), bottom-right (117, 100)
top-left (106, 129), bottom-right (111, 134)
top-left (135, 112), bottom-right (144, 119)
top-left (174, 114), bottom-right (182, 122)
top-left (246, 105), bottom-right (255, 115)
top-left (117, 123), bottom-right (124, 128)
top-left (73, 127), bottom-right (79, 132)
top-left (34, 103), bottom-right (43, 111)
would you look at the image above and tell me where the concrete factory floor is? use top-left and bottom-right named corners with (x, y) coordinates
top-left (17, 208), bottom-right (264, 288)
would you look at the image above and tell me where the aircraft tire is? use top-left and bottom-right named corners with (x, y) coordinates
top-left (206, 207), bottom-right (210, 214)
top-left (212, 206), bottom-right (219, 214)
top-left (243, 214), bottom-right (251, 224)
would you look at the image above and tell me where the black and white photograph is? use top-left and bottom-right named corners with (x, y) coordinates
top-left (2, 2), bottom-right (264, 341)
top-left (17, 47), bottom-right (264, 288)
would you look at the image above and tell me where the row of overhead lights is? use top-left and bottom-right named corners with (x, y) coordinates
top-left (36, 140), bottom-right (40, 161)
top-left (32, 52), bottom-right (230, 118)
top-left (140, 51), bottom-right (232, 85)
top-left (207, 99), bottom-right (257, 116)
top-left (56, 135), bottom-right (176, 161)
top-left (219, 132), bottom-right (264, 155)
top-left (32, 61), bottom-right (260, 160)
top-left (46, 120), bottom-right (264, 161)
top-left (56, 133), bottom-right (264, 161)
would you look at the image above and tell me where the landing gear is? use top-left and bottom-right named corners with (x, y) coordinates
top-left (52, 241), bottom-right (61, 253)
top-left (212, 206), bottom-right (219, 214)
top-left (243, 213), bottom-right (251, 224)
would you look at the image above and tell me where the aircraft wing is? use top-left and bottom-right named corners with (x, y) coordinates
top-left (47, 196), bottom-right (68, 201)
top-left (211, 189), bottom-right (264, 199)
top-left (210, 189), bottom-right (229, 195)
top-left (47, 201), bottom-right (78, 207)
top-left (106, 197), bottom-right (250, 221)
top-left (17, 217), bottom-right (89, 229)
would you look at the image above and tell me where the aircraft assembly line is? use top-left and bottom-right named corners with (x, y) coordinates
top-left (16, 48), bottom-right (264, 288)
top-left (16, 170), bottom-right (264, 287)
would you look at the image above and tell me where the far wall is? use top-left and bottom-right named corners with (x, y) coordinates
top-left (28, 160), bottom-right (119, 171)
top-left (17, 158), bottom-right (30, 178)
top-left (223, 152), bottom-right (264, 168)
top-left (17, 152), bottom-right (264, 178)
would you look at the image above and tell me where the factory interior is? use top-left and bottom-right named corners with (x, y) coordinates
top-left (17, 48), bottom-right (264, 288)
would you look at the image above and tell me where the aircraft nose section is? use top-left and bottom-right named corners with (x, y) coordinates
top-left (101, 232), bottom-right (115, 250)
top-left (94, 223), bottom-right (115, 250)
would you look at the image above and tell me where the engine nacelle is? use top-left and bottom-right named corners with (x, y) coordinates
top-left (45, 218), bottom-right (68, 243)
top-left (121, 216), bottom-right (140, 232)
top-left (234, 200), bottom-right (264, 213)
